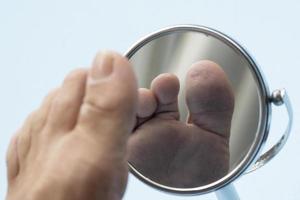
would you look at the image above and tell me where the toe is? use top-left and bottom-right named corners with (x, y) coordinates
top-left (135, 88), bottom-right (157, 127)
top-left (32, 88), bottom-right (60, 132)
top-left (6, 134), bottom-right (19, 182)
top-left (47, 69), bottom-right (87, 132)
top-left (77, 51), bottom-right (137, 146)
top-left (150, 73), bottom-right (180, 120)
top-left (185, 60), bottom-right (234, 138)
top-left (6, 88), bottom-right (60, 182)
top-left (137, 88), bottom-right (157, 118)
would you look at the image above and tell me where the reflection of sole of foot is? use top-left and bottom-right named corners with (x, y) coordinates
top-left (129, 60), bottom-right (235, 188)
top-left (6, 51), bottom-right (137, 200)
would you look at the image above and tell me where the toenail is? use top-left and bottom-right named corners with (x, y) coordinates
top-left (91, 52), bottom-right (114, 79)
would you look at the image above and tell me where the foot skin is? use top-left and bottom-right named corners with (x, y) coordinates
top-left (128, 60), bottom-right (235, 188)
top-left (6, 52), bottom-right (137, 200)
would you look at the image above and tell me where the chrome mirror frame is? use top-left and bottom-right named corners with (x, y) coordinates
top-left (124, 25), bottom-right (293, 196)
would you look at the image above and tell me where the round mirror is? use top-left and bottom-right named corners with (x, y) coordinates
top-left (125, 25), bottom-right (272, 194)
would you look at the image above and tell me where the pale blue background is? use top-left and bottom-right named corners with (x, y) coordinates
top-left (0, 0), bottom-right (299, 199)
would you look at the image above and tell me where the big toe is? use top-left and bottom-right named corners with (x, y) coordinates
top-left (185, 60), bottom-right (234, 138)
top-left (77, 51), bottom-right (138, 146)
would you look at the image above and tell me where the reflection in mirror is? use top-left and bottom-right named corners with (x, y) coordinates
top-left (127, 31), bottom-right (262, 188)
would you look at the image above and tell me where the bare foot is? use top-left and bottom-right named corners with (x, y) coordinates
top-left (128, 60), bottom-right (235, 188)
top-left (6, 52), bottom-right (137, 200)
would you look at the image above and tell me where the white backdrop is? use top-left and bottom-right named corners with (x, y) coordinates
top-left (0, 0), bottom-right (299, 199)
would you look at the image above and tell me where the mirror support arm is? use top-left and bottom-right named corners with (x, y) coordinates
top-left (215, 88), bottom-right (292, 200)
top-left (246, 88), bottom-right (293, 173)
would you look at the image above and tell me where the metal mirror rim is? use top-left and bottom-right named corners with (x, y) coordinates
top-left (124, 24), bottom-right (271, 195)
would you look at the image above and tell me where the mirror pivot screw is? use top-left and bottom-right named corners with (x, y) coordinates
top-left (271, 89), bottom-right (285, 106)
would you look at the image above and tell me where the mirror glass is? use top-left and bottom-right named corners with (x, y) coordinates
top-left (127, 30), bottom-right (263, 188)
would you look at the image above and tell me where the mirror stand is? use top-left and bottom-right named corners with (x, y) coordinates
top-left (215, 184), bottom-right (239, 200)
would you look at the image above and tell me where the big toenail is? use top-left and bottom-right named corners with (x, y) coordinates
top-left (91, 51), bottom-right (114, 79)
